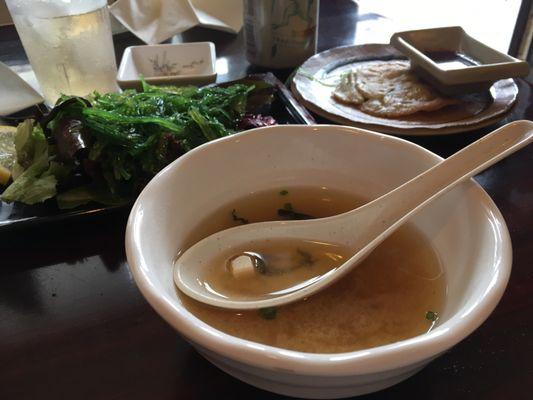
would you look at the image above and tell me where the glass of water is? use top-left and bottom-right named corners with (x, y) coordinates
top-left (6, 0), bottom-right (119, 105)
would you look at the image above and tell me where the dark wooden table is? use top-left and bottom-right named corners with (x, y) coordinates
top-left (1, 1), bottom-right (532, 399)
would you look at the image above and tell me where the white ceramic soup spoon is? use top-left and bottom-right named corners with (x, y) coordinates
top-left (174, 120), bottom-right (533, 309)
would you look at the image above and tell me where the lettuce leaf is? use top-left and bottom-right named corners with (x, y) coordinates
top-left (14, 119), bottom-right (48, 170)
top-left (0, 151), bottom-right (56, 204)
top-left (1, 121), bottom-right (62, 205)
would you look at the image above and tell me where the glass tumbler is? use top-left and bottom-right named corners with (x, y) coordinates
top-left (6, 0), bottom-right (119, 105)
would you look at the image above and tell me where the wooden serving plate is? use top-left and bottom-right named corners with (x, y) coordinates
top-left (291, 44), bottom-right (519, 136)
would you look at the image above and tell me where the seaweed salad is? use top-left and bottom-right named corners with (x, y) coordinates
top-left (0, 79), bottom-right (276, 209)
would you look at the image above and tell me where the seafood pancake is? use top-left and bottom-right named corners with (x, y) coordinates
top-left (332, 61), bottom-right (458, 118)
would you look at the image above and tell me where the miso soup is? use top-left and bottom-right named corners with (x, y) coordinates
top-left (176, 187), bottom-right (446, 353)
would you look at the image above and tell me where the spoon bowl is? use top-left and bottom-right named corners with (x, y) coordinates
top-left (175, 120), bottom-right (533, 309)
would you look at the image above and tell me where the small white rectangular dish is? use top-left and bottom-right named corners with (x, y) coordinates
top-left (391, 26), bottom-right (529, 94)
top-left (117, 42), bottom-right (217, 90)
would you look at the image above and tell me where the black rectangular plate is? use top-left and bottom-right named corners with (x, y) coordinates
top-left (0, 73), bottom-right (315, 231)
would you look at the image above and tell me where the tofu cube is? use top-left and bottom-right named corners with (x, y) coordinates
top-left (227, 254), bottom-right (257, 279)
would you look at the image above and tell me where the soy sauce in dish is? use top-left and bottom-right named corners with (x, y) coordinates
top-left (424, 51), bottom-right (480, 70)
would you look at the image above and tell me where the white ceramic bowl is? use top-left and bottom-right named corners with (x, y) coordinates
top-left (125, 125), bottom-right (511, 399)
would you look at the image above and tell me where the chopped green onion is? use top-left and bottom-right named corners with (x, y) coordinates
top-left (259, 307), bottom-right (278, 320)
top-left (231, 209), bottom-right (249, 224)
top-left (425, 311), bottom-right (439, 322)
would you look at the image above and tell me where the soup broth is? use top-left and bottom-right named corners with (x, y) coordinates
top-left (177, 187), bottom-right (446, 353)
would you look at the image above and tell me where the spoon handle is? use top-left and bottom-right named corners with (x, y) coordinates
top-left (342, 120), bottom-right (533, 247)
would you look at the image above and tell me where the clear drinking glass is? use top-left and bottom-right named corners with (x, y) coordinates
top-left (6, 0), bottom-right (119, 105)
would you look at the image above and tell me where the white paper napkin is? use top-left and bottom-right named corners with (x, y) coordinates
top-left (0, 62), bottom-right (43, 115)
top-left (110, 0), bottom-right (243, 45)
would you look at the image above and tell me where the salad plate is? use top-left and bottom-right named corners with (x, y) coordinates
top-left (0, 73), bottom-right (314, 231)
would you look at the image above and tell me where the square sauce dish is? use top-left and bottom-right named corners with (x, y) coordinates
top-left (117, 42), bottom-right (217, 90)
top-left (391, 26), bottom-right (529, 94)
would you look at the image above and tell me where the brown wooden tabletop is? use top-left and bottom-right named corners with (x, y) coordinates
top-left (1, 1), bottom-right (532, 399)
